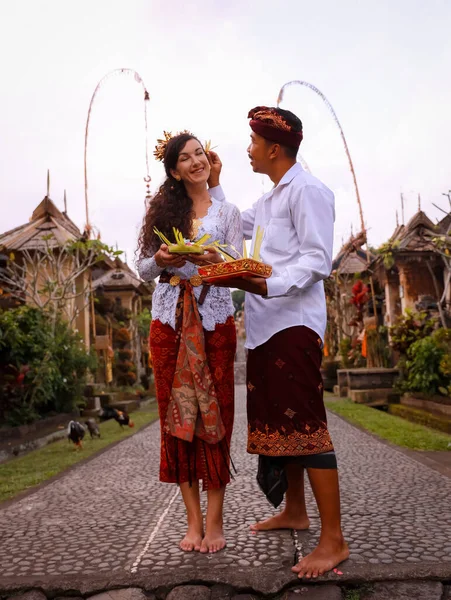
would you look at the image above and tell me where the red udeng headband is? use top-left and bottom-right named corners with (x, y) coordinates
top-left (250, 120), bottom-right (303, 149)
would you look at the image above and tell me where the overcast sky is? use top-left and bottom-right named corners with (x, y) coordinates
top-left (1, 0), bottom-right (450, 268)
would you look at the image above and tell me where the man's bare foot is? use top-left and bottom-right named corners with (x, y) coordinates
top-left (250, 511), bottom-right (310, 531)
top-left (292, 537), bottom-right (349, 579)
top-left (200, 526), bottom-right (226, 554)
top-left (179, 524), bottom-right (203, 552)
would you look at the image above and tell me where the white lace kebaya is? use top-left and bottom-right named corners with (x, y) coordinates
top-left (137, 197), bottom-right (243, 331)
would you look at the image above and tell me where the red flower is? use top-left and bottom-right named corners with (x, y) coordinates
top-left (350, 280), bottom-right (369, 307)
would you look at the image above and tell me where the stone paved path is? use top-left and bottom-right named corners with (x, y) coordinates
top-left (1, 385), bottom-right (451, 592)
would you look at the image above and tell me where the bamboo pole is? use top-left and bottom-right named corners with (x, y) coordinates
top-left (277, 80), bottom-right (380, 328)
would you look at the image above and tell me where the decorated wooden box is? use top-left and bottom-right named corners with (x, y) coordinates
top-left (199, 258), bottom-right (272, 284)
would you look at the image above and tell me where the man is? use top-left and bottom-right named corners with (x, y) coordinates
top-left (208, 106), bottom-right (349, 579)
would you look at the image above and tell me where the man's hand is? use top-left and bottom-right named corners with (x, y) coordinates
top-left (155, 244), bottom-right (187, 269)
top-left (213, 275), bottom-right (268, 296)
top-left (183, 246), bottom-right (224, 266)
top-left (207, 150), bottom-right (222, 188)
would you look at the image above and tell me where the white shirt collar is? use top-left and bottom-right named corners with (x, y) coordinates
top-left (277, 162), bottom-right (303, 187)
top-left (265, 163), bottom-right (303, 199)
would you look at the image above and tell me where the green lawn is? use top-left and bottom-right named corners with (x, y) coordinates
top-left (0, 405), bottom-right (159, 503)
top-left (325, 398), bottom-right (451, 451)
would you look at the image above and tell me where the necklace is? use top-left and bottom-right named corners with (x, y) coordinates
top-left (191, 197), bottom-right (212, 239)
top-left (191, 218), bottom-right (202, 239)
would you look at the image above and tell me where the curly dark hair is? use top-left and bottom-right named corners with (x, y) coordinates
top-left (137, 132), bottom-right (204, 257)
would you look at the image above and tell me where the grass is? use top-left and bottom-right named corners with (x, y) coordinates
top-left (0, 405), bottom-right (159, 503)
top-left (325, 398), bottom-right (451, 451)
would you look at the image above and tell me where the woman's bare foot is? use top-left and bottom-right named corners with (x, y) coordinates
top-left (250, 510), bottom-right (310, 531)
top-left (179, 524), bottom-right (203, 552)
top-left (200, 526), bottom-right (226, 554)
top-left (292, 537), bottom-right (349, 579)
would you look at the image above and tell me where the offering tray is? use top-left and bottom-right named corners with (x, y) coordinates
top-left (199, 258), bottom-right (272, 284)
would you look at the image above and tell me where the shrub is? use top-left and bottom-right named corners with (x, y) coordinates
top-left (399, 328), bottom-right (451, 397)
top-left (0, 306), bottom-right (97, 426)
top-left (389, 310), bottom-right (437, 356)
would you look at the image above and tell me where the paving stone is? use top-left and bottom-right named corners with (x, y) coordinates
top-left (443, 586), bottom-right (451, 600)
top-left (211, 584), bottom-right (235, 600)
top-left (89, 590), bottom-right (148, 600)
top-left (360, 581), bottom-right (444, 599)
top-left (2, 385), bottom-right (451, 588)
top-left (281, 586), bottom-right (342, 599)
top-left (6, 592), bottom-right (47, 600)
top-left (167, 586), bottom-right (212, 600)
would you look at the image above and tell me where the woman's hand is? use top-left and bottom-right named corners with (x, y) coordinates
top-left (207, 150), bottom-right (222, 188)
top-left (183, 246), bottom-right (224, 266)
top-left (155, 244), bottom-right (186, 268)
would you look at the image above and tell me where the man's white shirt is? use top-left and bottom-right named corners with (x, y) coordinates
top-left (209, 163), bottom-right (335, 350)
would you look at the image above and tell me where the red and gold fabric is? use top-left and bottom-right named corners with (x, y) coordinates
top-left (247, 325), bottom-right (333, 457)
top-left (164, 281), bottom-right (226, 444)
top-left (150, 281), bottom-right (236, 490)
top-left (248, 106), bottom-right (303, 149)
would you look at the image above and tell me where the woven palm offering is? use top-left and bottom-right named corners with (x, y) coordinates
top-left (154, 227), bottom-right (219, 254)
top-left (199, 226), bottom-right (272, 284)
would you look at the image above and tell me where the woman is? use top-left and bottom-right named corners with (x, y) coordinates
top-left (137, 132), bottom-right (242, 554)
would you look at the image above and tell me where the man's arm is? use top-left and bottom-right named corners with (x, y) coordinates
top-left (265, 185), bottom-right (334, 298)
top-left (209, 185), bottom-right (256, 241)
top-left (208, 150), bottom-right (257, 239)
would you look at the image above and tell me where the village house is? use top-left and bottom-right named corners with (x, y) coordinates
top-left (0, 193), bottom-right (154, 385)
top-left (373, 209), bottom-right (450, 327)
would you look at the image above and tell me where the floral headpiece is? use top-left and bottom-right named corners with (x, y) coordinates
top-left (154, 130), bottom-right (213, 162)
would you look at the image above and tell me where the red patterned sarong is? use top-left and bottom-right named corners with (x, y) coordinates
top-left (150, 304), bottom-right (236, 490)
top-left (247, 326), bottom-right (334, 457)
top-left (164, 283), bottom-right (226, 444)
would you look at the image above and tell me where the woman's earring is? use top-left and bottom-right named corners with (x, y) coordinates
top-left (175, 175), bottom-right (181, 181)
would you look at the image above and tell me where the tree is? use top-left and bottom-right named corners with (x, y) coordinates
top-left (0, 235), bottom-right (122, 328)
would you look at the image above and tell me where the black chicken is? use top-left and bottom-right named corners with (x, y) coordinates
top-left (67, 420), bottom-right (86, 449)
top-left (99, 407), bottom-right (135, 429)
top-left (85, 418), bottom-right (101, 439)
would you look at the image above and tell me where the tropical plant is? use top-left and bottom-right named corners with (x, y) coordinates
top-left (377, 240), bottom-right (400, 269)
top-left (0, 306), bottom-right (97, 426)
top-left (399, 328), bottom-right (451, 397)
top-left (135, 308), bottom-right (152, 338)
top-left (389, 310), bottom-right (437, 356)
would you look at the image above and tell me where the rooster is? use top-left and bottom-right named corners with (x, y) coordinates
top-left (99, 407), bottom-right (134, 429)
top-left (67, 420), bottom-right (86, 449)
top-left (85, 418), bottom-right (101, 439)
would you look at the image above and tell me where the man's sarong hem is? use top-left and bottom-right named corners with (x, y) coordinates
top-left (247, 444), bottom-right (334, 457)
